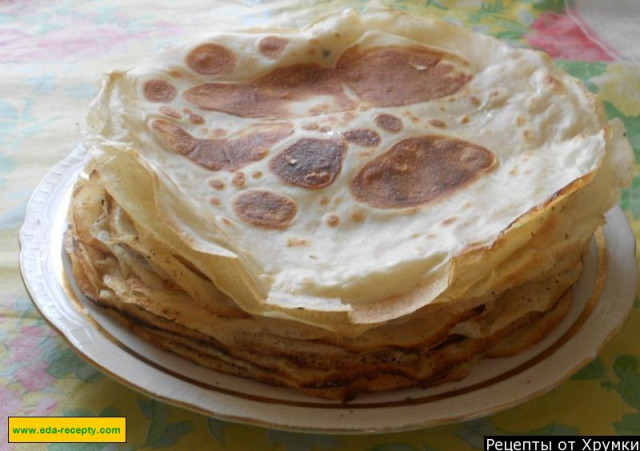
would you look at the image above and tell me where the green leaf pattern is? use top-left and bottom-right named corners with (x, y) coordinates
top-left (139, 401), bottom-right (193, 448)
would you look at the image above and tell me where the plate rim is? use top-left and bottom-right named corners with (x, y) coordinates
top-left (19, 145), bottom-right (638, 434)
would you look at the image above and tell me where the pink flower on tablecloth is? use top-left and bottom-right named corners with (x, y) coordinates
top-left (15, 360), bottom-right (55, 391)
top-left (0, 387), bottom-right (58, 448)
top-left (21, 325), bottom-right (48, 337)
top-left (27, 397), bottom-right (58, 416)
top-left (6, 324), bottom-right (54, 363)
top-left (7, 334), bottom-right (42, 362)
top-left (0, 9), bottom-right (183, 62)
top-left (0, 386), bottom-right (22, 420)
top-left (524, 10), bottom-right (614, 61)
top-left (0, 25), bottom-right (146, 62)
top-left (0, 386), bottom-right (22, 448)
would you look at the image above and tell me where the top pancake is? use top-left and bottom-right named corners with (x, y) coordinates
top-left (85, 9), bottom-right (632, 331)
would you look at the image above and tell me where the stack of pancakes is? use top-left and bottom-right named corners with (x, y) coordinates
top-left (66, 10), bottom-right (633, 400)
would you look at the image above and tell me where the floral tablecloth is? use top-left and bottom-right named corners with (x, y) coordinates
top-left (2, 0), bottom-right (640, 449)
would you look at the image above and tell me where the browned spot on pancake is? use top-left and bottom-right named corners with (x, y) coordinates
top-left (459, 115), bottom-right (470, 124)
top-left (252, 170), bottom-right (263, 179)
top-left (255, 148), bottom-right (270, 159)
top-left (232, 171), bottom-right (246, 188)
top-left (309, 103), bottom-right (333, 115)
top-left (545, 74), bottom-right (562, 90)
top-left (337, 46), bottom-right (471, 107)
top-left (233, 190), bottom-right (297, 229)
top-left (152, 119), bottom-right (293, 171)
top-left (287, 238), bottom-right (308, 247)
top-left (429, 119), bottom-right (447, 128)
top-left (143, 79), bottom-right (177, 103)
top-left (523, 130), bottom-right (534, 141)
top-left (469, 96), bottom-right (480, 107)
top-left (343, 129), bottom-right (380, 147)
top-left (210, 196), bottom-right (221, 206)
top-left (302, 123), bottom-right (319, 131)
top-left (525, 97), bottom-right (540, 113)
top-left (326, 214), bottom-right (340, 227)
top-left (186, 43), bottom-right (236, 75)
top-left (258, 36), bottom-right (288, 58)
top-left (220, 217), bottom-right (234, 227)
top-left (319, 196), bottom-right (330, 206)
top-left (442, 217), bottom-right (457, 226)
top-left (374, 114), bottom-right (403, 133)
top-left (351, 210), bottom-right (364, 222)
top-left (343, 111), bottom-right (357, 121)
top-left (515, 116), bottom-right (526, 126)
top-left (208, 179), bottom-right (225, 190)
top-left (152, 120), bottom-right (196, 154)
top-left (185, 45), bottom-right (470, 119)
top-left (189, 113), bottom-right (205, 124)
top-left (169, 70), bottom-right (182, 78)
top-left (159, 106), bottom-right (182, 119)
top-left (490, 89), bottom-right (502, 98)
top-left (318, 126), bottom-right (332, 133)
top-left (184, 63), bottom-right (355, 118)
top-left (351, 136), bottom-right (496, 209)
top-left (210, 128), bottom-right (227, 138)
top-left (269, 138), bottom-right (347, 189)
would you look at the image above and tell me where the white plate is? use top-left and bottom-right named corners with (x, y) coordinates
top-left (20, 144), bottom-right (637, 433)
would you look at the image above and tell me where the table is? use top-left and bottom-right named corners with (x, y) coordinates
top-left (2, 0), bottom-right (639, 448)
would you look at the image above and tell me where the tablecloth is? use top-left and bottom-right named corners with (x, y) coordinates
top-left (2, 0), bottom-right (640, 449)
